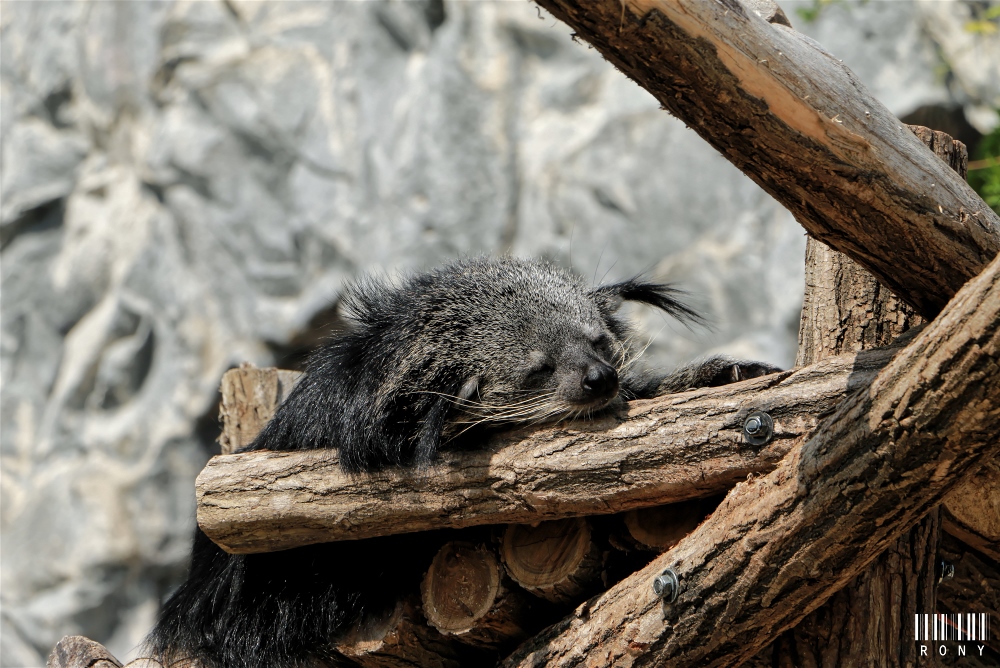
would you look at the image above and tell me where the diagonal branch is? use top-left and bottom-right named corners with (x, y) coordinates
top-left (531, 0), bottom-right (999, 318)
top-left (197, 346), bottom-right (896, 554)
top-left (502, 236), bottom-right (1000, 668)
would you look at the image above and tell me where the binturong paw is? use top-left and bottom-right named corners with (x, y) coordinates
top-left (702, 358), bottom-right (784, 387)
top-left (651, 355), bottom-right (783, 395)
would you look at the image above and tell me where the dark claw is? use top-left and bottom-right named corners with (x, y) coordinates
top-left (709, 360), bottom-right (783, 387)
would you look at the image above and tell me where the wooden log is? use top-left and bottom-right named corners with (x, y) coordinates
top-left (46, 637), bottom-right (121, 668)
top-left (622, 497), bottom-right (722, 552)
top-left (197, 346), bottom-right (898, 553)
top-left (501, 241), bottom-right (1000, 667)
top-left (335, 597), bottom-right (468, 668)
top-left (530, 0), bottom-right (1000, 318)
top-left (420, 542), bottom-right (533, 651)
top-left (936, 533), bottom-right (1000, 667)
top-left (763, 125), bottom-right (968, 668)
top-left (941, 458), bottom-right (1000, 563)
top-left (500, 518), bottom-right (604, 603)
top-left (795, 125), bottom-right (966, 366)
top-left (218, 363), bottom-right (301, 455)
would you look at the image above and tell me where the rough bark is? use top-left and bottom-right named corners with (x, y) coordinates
top-left (46, 637), bottom-right (121, 668)
top-left (941, 459), bottom-right (1000, 563)
top-left (197, 347), bottom-right (898, 553)
top-left (795, 126), bottom-right (966, 367)
top-left (764, 125), bottom-right (968, 668)
top-left (501, 246), bottom-right (1000, 667)
top-left (936, 533), bottom-right (1000, 667)
top-left (500, 519), bottom-right (604, 604)
top-left (421, 542), bottom-right (534, 651)
top-left (529, 0), bottom-right (1000, 318)
top-left (218, 364), bottom-right (301, 455)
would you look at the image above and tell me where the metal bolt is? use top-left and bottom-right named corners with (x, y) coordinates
top-left (743, 411), bottom-right (774, 446)
top-left (652, 568), bottom-right (679, 603)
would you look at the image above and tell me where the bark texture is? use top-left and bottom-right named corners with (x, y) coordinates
top-left (502, 248), bottom-right (1000, 667)
top-left (766, 124), bottom-right (969, 668)
top-left (218, 364), bottom-right (301, 455)
top-left (936, 534), bottom-right (1000, 667)
top-left (421, 542), bottom-right (533, 651)
top-left (941, 459), bottom-right (1000, 563)
top-left (531, 0), bottom-right (1000, 318)
top-left (46, 637), bottom-right (121, 668)
top-left (197, 347), bottom-right (897, 553)
top-left (501, 519), bottom-right (604, 604)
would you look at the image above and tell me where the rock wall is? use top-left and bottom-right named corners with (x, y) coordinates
top-left (1, 1), bottom-right (993, 665)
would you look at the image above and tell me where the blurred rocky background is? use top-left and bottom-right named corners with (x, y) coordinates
top-left (2, 1), bottom-right (998, 665)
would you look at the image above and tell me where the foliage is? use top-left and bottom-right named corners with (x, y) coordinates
top-left (964, 4), bottom-right (1000, 34)
top-left (968, 111), bottom-right (1000, 215)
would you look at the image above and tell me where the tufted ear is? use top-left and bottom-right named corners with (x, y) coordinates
top-left (590, 278), bottom-right (703, 326)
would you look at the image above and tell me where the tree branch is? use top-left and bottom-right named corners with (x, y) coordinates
top-left (502, 241), bottom-right (1000, 668)
top-left (531, 0), bottom-right (999, 318)
top-left (196, 347), bottom-right (896, 554)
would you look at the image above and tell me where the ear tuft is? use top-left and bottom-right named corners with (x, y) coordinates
top-left (590, 279), bottom-right (703, 326)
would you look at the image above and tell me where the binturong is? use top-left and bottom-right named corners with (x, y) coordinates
top-left (146, 256), bottom-right (780, 668)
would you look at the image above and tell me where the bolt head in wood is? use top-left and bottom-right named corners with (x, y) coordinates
top-left (743, 411), bottom-right (774, 446)
top-left (652, 568), bottom-right (679, 602)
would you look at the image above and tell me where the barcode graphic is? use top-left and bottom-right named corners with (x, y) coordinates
top-left (915, 614), bottom-right (990, 641)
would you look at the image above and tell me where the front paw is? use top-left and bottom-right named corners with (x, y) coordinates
top-left (703, 358), bottom-right (783, 387)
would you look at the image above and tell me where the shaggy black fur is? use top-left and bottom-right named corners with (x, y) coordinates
top-left (147, 257), bottom-right (778, 668)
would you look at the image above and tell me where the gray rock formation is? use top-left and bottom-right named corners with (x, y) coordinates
top-left (1, 1), bottom-right (993, 665)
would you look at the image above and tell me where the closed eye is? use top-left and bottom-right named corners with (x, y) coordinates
top-left (525, 362), bottom-right (555, 384)
top-left (591, 333), bottom-right (612, 354)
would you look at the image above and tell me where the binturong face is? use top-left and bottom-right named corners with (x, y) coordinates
top-left (434, 258), bottom-right (661, 428)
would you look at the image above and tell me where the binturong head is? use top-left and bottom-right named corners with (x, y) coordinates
top-left (253, 256), bottom-right (701, 472)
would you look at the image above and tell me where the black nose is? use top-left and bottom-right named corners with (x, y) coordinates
top-left (581, 363), bottom-right (619, 399)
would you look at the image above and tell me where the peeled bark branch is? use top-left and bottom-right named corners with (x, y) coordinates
top-left (531, 0), bottom-right (1000, 317)
top-left (502, 242), bottom-right (1000, 668)
top-left (197, 347), bottom-right (895, 553)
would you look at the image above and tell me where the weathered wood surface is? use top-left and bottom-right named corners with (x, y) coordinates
top-left (766, 124), bottom-right (968, 668)
top-left (942, 459), bottom-right (1000, 562)
top-left (46, 636), bottom-right (121, 668)
top-left (501, 518), bottom-right (603, 603)
top-left (502, 245), bottom-right (1000, 667)
top-left (936, 533), bottom-right (1000, 668)
top-left (531, 0), bottom-right (999, 318)
top-left (623, 497), bottom-right (720, 552)
top-left (218, 364), bottom-right (301, 455)
top-left (196, 347), bottom-right (896, 553)
top-left (421, 542), bottom-right (533, 650)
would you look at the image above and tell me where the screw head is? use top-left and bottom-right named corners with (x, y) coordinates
top-left (652, 568), bottom-right (679, 602)
top-left (743, 411), bottom-right (774, 446)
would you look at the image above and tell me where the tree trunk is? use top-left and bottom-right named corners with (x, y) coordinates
top-left (935, 533), bottom-right (1000, 667)
top-left (334, 597), bottom-right (470, 668)
top-left (501, 244), bottom-right (1000, 667)
top-left (761, 125), bottom-right (967, 668)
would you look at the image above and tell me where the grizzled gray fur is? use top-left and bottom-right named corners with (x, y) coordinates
top-left (147, 256), bottom-right (780, 668)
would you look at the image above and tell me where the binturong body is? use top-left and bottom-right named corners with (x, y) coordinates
top-left (147, 257), bottom-right (779, 668)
